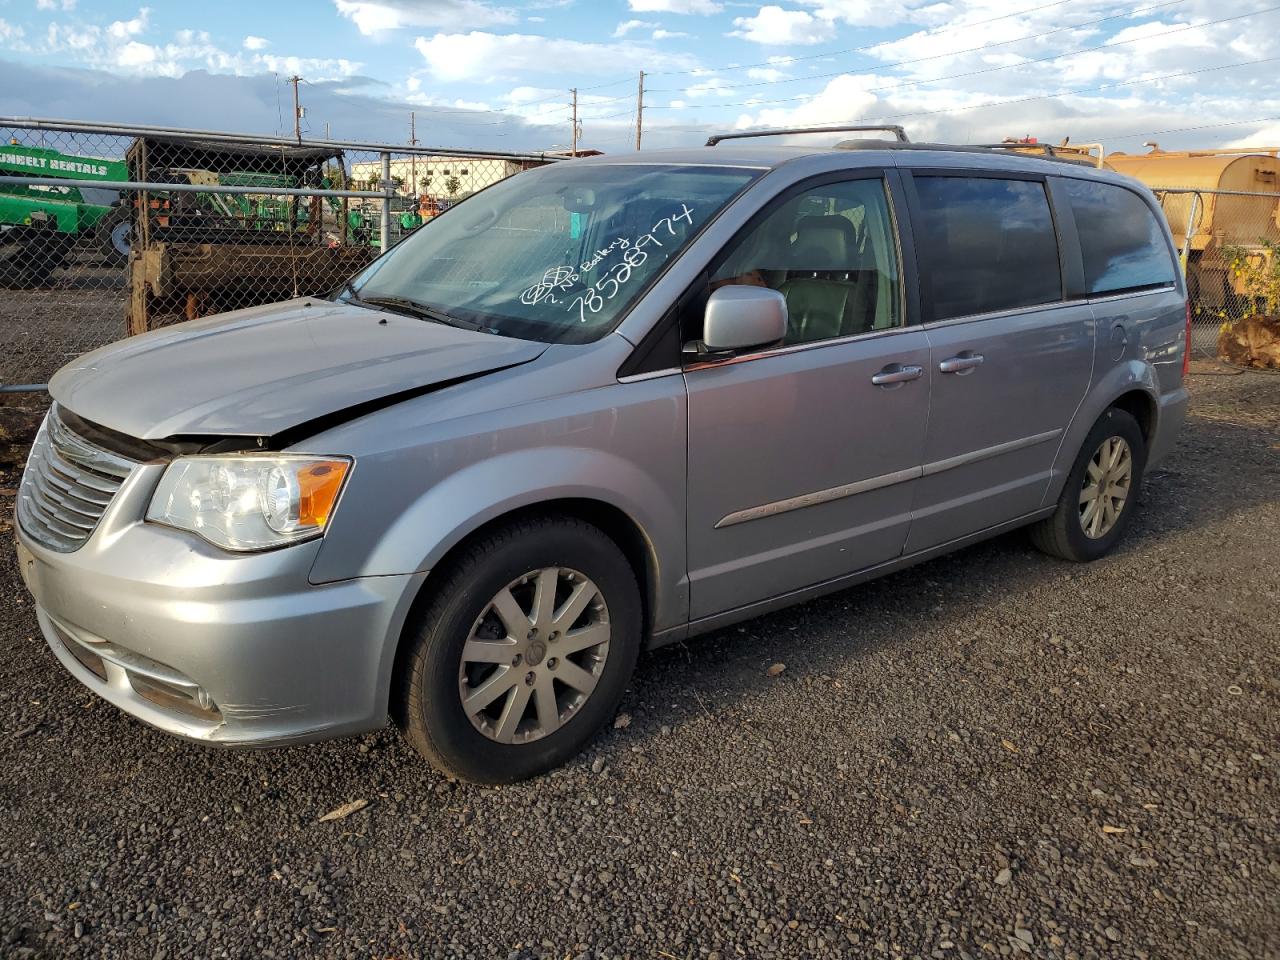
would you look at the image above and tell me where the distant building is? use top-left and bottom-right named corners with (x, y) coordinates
top-left (348, 155), bottom-right (535, 199)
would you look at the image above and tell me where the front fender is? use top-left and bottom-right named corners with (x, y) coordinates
top-left (312, 445), bottom-right (689, 633)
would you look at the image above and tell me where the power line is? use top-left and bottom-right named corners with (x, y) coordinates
top-left (648, 0), bottom-right (1188, 94)
top-left (1081, 115), bottom-right (1280, 142)
top-left (649, 6), bottom-right (1280, 111)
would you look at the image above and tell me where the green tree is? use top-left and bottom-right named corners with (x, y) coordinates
top-left (445, 175), bottom-right (461, 197)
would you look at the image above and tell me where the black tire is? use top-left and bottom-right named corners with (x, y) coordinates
top-left (394, 515), bottom-right (642, 784)
top-left (1030, 407), bottom-right (1147, 562)
top-left (0, 226), bottom-right (66, 288)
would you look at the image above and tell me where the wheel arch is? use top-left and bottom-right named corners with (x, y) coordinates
top-left (1044, 361), bottom-right (1161, 508)
top-left (384, 497), bottom-right (661, 719)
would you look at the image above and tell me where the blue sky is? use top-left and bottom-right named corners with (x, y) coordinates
top-left (2, 0), bottom-right (1279, 153)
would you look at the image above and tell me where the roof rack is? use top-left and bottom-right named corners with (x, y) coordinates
top-left (705, 124), bottom-right (909, 147)
top-left (833, 138), bottom-right (1098, 167)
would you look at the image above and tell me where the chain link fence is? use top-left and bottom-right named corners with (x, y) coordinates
top-left (1151, 186), bottom-right (1280, 369)
top-left (1, 118), bottom-right (562, 390)
top-left (6, 123), bottom-right (1280, 389)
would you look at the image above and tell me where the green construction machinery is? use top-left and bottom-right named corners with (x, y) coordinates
top-left (0, 143), bottom-right (132, 286)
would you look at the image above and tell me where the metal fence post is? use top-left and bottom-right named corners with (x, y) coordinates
top-left (1179, 191), bottom-right (1202, 275)
top-left (380, 151), bottom-right (392, 255)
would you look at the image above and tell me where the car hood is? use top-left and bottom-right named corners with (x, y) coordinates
top-left (50, 298), bottom-right (547, 441)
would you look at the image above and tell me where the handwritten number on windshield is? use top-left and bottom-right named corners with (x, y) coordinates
top-left (563, 204), bottom-right (694, 324)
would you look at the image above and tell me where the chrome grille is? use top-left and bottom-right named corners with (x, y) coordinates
top-left (16, 406), bottom-right (137, 553)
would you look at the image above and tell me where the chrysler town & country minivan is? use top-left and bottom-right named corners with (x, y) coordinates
top-left (15, 128), bottom-right (1189, 782)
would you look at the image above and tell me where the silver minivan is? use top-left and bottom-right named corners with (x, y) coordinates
top-left (15, 128), bottom-right (1190, 782)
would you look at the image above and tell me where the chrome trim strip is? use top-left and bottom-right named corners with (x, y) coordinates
top-left (921, 428), bottom-right (1063, 477)
top-left (685, 324), bottom-right (911, 372)
top-left (715, 428), bottom-right (1063, 528)
top-left (617, 367), bottom-right (682, 383)
top-left (715, 465), bottom-right (920, 528)
top-left (921, 299), bottom-right (1077, 331)
top-left (1085, 284), bottom-right (1177, 305)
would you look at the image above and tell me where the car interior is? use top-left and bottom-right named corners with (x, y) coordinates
top-left (709, 182), bottom-right (900, 345)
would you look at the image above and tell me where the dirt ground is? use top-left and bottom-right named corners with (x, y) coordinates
top-left (0, 370), bottom-right (1276, 959)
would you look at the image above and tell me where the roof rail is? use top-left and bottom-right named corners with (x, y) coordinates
top-left (705, 124), bottom-right (909, 147)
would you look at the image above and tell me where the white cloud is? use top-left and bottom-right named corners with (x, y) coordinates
top-left (115, 40), bottom-right (157, 67)
top-left (0, 18), bottom-right (25, 44)
top-left (800, 0), bottom-right (880, 26)
top-left (107, 8), bottom-right (149, 40)
top-left (31, 10), bottom-right (362, 81)
top-left (684, 76), bottom-right (730, 98)
top-left (414, 31), bottom-right (691, 82)
top-left (747, 66), bottom-right (788, 81)
top-left (731, 6), bottom-right (834, 46)
top-left (334, 0), bottom-right (516, 35)
top-left (653, 29), bottom-right (689, 39)
top-left (628, 0), bottom-right (722, 14)
top-left (613, 19), bottom-right (657, 37)
top-left (1226, 123), bottom-right (1280, 148)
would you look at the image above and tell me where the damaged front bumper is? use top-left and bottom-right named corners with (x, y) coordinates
top-left (15, 466), bottom-right (419, 746)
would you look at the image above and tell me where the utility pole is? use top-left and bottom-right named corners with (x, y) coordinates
top-left (289, 75), bottom-right (303, 142)
top-left (323, 121), bottom-right (330, 139)
top-left (409, 111), bottom-right (418, 203)
top-left (570, 88), bottom-right (579, 156)
top-left (635, 71), bottom-right (645, 151)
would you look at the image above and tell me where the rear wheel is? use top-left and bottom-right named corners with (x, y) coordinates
top-left (395, 515), bottom-right (642, 784)
top-left (1030, 407), bottom-right (1147, 562)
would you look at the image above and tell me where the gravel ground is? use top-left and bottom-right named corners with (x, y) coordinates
top-left (0, 371), bottom-right (1276, 960)
top-left (1, 263), bottom-right (128, 387)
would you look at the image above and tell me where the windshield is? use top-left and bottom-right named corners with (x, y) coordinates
top-left (346, 162), bottom-right (760, 343)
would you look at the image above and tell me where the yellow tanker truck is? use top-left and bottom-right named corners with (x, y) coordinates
top-left (1104, 148), bottom-right (1280, 312)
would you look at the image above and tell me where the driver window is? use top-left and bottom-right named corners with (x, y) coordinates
top-left (708, 177), bottom-right (902, 345)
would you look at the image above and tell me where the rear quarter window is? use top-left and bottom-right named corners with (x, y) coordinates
top-left (911, 176), bottom-right (1062, 321)
top-left (1059, 179), bottom-right (1176, 295)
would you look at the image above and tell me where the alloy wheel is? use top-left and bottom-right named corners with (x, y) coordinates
top-left (458, 567), bottom-right (610, 744)
top-left (1079, 435), bottom-right (1133, 539)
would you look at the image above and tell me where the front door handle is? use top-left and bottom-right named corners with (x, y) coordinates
top-left (939, 353), bottom-right (984, 374)
top-left (871, 363), bottom-right (924, 386)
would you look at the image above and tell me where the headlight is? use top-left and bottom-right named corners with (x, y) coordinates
top-left (146, 455), bottom-right (351, 552)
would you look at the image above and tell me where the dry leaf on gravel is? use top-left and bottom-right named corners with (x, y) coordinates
top-left (318, 799), bottom-right (369, 822)
top-left (767, 663), bottom-right (786, 676)
top-left (1101, 825), bottom-right (1127, 834)
top-left (1001, 739), bottom-right (1020, 753)
top-left (612, 712), bottom-right (631, 729)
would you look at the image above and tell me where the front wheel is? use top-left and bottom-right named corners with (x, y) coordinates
top-left (1030, 407), bottom-right (1147, 562)
top-left (395, 515), bottom-right (642, 784)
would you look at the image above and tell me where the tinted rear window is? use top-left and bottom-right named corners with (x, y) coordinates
top-left (913, 176), bottom-right (1062, 321)
top-left (1060, 179), bottom-right (1176, 295)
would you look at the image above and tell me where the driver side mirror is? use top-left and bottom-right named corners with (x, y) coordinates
top-left (700, 285), bottom-right (788, 353)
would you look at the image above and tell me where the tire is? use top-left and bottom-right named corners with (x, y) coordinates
top-left (0, 226), bottom-right (66, 288)
top-left (100, 209), bottom-right (132, 264)
top-left (395, 515), bottom-right (642, 784)
top-left (1030, 407), bottom-right (1147, 562)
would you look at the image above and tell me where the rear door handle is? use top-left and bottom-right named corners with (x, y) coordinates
top-left (939, 353), bottom-right (984, 374)
top-left (871, 363), bottom-right (924, 386)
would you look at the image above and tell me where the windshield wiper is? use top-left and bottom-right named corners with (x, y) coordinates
top-left (360, 295), bottom-right (498, 334)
